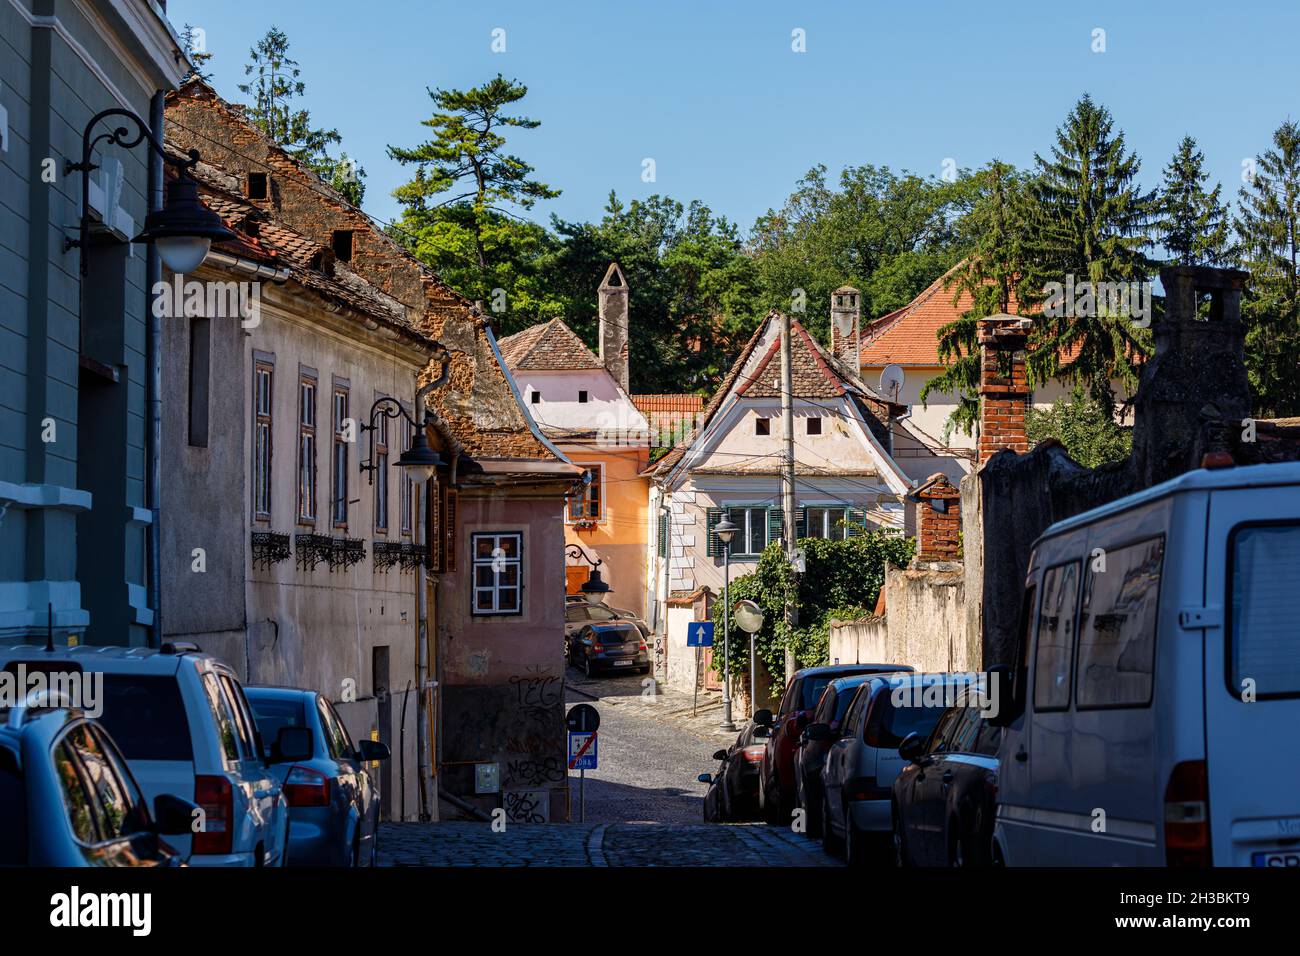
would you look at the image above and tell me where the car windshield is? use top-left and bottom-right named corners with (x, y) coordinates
top-left (246, 693), bottom-right (308, 755)
top-left (801, 677), bottom-right (834, 710)
top-left (97, 675), bottom-right (193, 761)
top-left (834, 684), bottom-right (865, 723)
top-left (0, 744), bottom-right (24, 865)
top-left (595, 624), bottom-right (639, 643)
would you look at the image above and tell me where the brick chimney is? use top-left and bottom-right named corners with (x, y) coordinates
top-left (598, 262), bottom-right (630, 391)
top-left (909, 473), bottom-right (962, 562)
top-left (829, 285), bottom-right (861, 365)
top-left (977, 314), bottom-right (1032, 464)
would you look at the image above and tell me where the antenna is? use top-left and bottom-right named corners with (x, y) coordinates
top-left (45, 602), bottom-right (54, 652)
top-left (878, 364), bottom-right (905, 403)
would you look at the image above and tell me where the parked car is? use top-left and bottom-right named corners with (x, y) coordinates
top-left (564, 601), bottom-right (650, 653)
top-left (568, 622), bottom-right (651, 676)
top-left (794, 674), bottom-right (882, 838)
top-left (892, 688), bottom-right (1000, 866)
top-left (0, 642), bottom-right (295, 866)
top-left (821, 672), bottom-right (971, 865)
top-left (991, 461), bottom-right (1300, 867)
top-left (754, 663), bottom-right (913, 825)
top-left (698, 722), bottom-right (769, 822)
top-left (0, 700), bottom-right (195, 866)
top-left (244, 686), bottom-right (389, 866)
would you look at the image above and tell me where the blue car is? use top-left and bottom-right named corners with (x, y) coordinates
top-left (0, 701), bottom-right (195, 866)
top-left (244, 687), bottom-right (389, 867)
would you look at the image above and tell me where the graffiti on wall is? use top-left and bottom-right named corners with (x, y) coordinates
top-left (503, 789), bottom-right (549, 824)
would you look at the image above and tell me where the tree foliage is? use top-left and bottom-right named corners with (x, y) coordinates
top-left (1026, 385), bottom-right (1132, 468)
top-left (1159, 135), bottom-right (1232, 267)
top-left (710, 533), bottom-right (915, 682)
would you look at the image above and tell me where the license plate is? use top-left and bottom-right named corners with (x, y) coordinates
top-left (1253, 851), bottom-right (1300, 867)
top-left (613, 659), bottom-right (633, 667)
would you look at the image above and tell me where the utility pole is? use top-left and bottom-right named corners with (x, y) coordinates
top-left (779, 312), bottom-right (798, 684)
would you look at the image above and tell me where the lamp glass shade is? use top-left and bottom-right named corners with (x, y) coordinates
top-left (580, 568), bottom-right (610, 604)
top-left (714, 517), bottom-right (738, 545)
top-left (395, 430), bottom-right (442, 486)
top-left (156, 235), bottom-right (211, 275)
top-left (403, 463), bottom-right (436, 487)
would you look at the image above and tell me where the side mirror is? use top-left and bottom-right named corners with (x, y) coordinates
top-left (697, 773), bottom-right (713, 784)
top-left (805, 722), bottom-right (832, 743)
top-left (898, 732), bottom-right (926, 763)
top-left (357, 739), bottom-right (391, 762)
top-left (753, 725), bottom-right (771, 739)
top-left (153, 793), bottom-right (200, 836)
top-left (752, 709), bottom-right (773, 728)
top-left (712, 749), bottom-right (728, 761)
top-left (270, 725), bottom-right (313, 763)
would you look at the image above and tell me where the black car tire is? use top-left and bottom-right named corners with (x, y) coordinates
top-left (821, 793), bottom-right (842, 856)
top-left (892, 808), bottom-right (910, 868)
top-left (949, 827), bottom-right (965, 868)
top-left (802, 776), bottom-right (822, 839)
top-left (370, 828), bottom-right (379, 867)
top-left (845, 815), bottom-right (866, 867)
top-left (761, 775), bottom-right (783, 826)
top-left (584, 654), bottom-right (593, 678)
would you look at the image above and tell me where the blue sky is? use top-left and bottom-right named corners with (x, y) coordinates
top-left (167, 0), bottom-right (1300, 235)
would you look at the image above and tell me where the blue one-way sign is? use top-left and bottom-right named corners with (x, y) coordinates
top-left (687, 621), bottom-right (714, 647)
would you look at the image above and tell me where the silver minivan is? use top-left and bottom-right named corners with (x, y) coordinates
top-left (0, 643), bottom-right (294, 866)
top-left (993, 461), bottom-right (1300, 867)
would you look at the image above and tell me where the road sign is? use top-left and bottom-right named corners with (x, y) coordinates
top-left (687, 621), bottom-right (714, 647)
top-left (565, 703), bottom-right (600, 733)
top-left (568, 731), bottom-right (598, 770)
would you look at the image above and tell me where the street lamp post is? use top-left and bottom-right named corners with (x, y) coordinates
top-left (733, 599), bottom-right (765, 716)
top-left (361, 391), bottom-right (444, 821)
top-left (714, 516), bottom-right (738, 732)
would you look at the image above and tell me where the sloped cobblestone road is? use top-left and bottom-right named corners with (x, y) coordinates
top-left (377, 666), bottom-right (841, 866)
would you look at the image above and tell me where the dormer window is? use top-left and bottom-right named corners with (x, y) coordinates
top-left (807, 417), bottom-right (823, 435)
top-left (755, 417), bottom-right (771, 436)
top-left (247, 172), bottom-right (268, 200)
top-left (578, 390), bottom-right (589, 403)
top-left (332, 229), bottom-right (354, 262)
top-left (531, 391), bottom-right (541, 404)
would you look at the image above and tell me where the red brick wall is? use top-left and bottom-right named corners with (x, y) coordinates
top-left (977, 317), bottom-right (1031, 463)
top-left (915, 477), bottom-right (961, 561)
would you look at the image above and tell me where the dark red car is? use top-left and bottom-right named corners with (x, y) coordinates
top-left (754, 663), bottom-right (913, 825)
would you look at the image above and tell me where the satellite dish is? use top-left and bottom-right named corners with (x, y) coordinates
top-left (879, 364), bottom-right (905, 402)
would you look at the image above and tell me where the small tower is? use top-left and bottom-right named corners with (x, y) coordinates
top-left (598, 262), bottom-right (630, 391)
top-left (830, 285), bottom-right (861, 365)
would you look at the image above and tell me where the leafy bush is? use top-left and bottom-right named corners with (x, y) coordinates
top-left (709, 531), bottom-right (914, 684)
top-left (1026, 385), bottom-right (1132, 468)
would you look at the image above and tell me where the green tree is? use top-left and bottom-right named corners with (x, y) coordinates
top-left (1026, 385), bottom-right (1132, 468)
top-left (1020, 94), bottom-right (1158, 417)
top-left (711, 533), bottom-right (915, 682)
top-left (1235, 120), bottom-right (1300, 417)
top-left (179, 24), bottom-right (213, 84)
top-left (922, 160), bottom-right (1033, 438)
top-left (388, 75), bottom-right (559, 279)
top-left (1159, 135), bottom-right (1232, 266)
top-left (239, 26), bottom-right (365, 205)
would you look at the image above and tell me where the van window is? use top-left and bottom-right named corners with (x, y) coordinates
top-left (1229, 522), bottom-right (1300, 698)
top-left (1034, 562), bottom-right (1080, 710)
top-left (1076, 536), bottom-right (1164, 709)
top-left (201, 673), bottom-right (241, 765)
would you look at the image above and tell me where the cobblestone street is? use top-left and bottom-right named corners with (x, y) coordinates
top-left (379, 667), bottom-right (841, 866)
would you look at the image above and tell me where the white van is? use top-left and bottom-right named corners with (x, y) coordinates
top-left (992, 461), bottom-right (1300, 867)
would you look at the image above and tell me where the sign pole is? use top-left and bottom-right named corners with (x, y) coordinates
top-left (580, 768), bottom-right (585, 824)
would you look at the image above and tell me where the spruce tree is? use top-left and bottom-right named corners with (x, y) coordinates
top-left (1020, 94), bottom-right (1157, 416)
top-left (1235, 120), bottom-right (1300, 417)
top-left (1159, 135), bottom-right (1231, 266)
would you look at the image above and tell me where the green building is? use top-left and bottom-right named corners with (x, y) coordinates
top-left (1, 0), bottom-right (186, 644)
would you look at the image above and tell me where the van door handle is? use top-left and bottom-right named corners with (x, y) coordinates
top-left (1015, 747), bottom-right (1028, 763)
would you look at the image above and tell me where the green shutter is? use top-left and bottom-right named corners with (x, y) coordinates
top-left (794, 507), bottom-right (807, 541)
top-left (767, 508), bottom-right (784, 549)
top-left (846, 507), bottom-right (867, 537)
top-left (657, 513), bottom-right (669, 558)
top-left (705, 507), bottom-right (722, 557)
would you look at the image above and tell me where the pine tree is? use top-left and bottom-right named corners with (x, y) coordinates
top-left (1159, 135), bottom-right (1231, 266)
top-left (922, 160), bottom-right (1032, 437)
top-left (239, 27), bottom-right (366, 205)
top-left (179, 24), bottom-right (213, 85)
top-left (1235, 120), bottom-right (1300, 417)
top-left (1020, 94), bottom-right (1158, 416)
top-left (388, 75), bottom-right (559, 274)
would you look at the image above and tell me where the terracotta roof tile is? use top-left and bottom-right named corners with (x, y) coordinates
top-left (498, 319), bottom-right (603, 371)
top-left (859, 268), bottom-right (969, 367)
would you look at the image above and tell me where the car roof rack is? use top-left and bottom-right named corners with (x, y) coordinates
top-left (160, 641), bottom-right (202, 655)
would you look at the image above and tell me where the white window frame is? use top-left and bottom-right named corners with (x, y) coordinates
top-left (471, 532), bottom-right (524, 616)
top-left (725, 505), bottom-right (769, 557)
top-left (803, 504), bottom-right (850, 541)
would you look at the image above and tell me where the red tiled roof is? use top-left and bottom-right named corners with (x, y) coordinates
top-left (859, 268), bottom-right (971, 368)
top-left (631, 394), bottom-right (704, 417)
top-left (739, 321), bottom-right (845, 399)
top-left (498, 319), bottom-right (603, 371)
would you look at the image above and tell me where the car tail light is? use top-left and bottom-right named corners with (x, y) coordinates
top-left (742, 745), bottom-right (765, 764)
top-left (193, 775), bottom-right (233, 855)
top-left (639, 642), bottom-right (649, 652)
top-left (846, 775), bottom-right (888, 801)
top-left (1165, 760), bottom-right (1211, 866)
top-left (283, 765), bottom-right (331, 807)
top-left (592, 643), bottom-right (605, 653)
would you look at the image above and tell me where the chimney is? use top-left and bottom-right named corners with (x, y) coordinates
top-left (977, 314), bottom-right (1032, 464)
top-left (830, 285), bottom-right (861, 365)
top-left (598, 262), bottom-right (630, 391)
top-left (909, 473), bottom-right (962, 562)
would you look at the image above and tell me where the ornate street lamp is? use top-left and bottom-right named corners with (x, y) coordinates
top-left (65, 108), bottom-right (234, 276)
top-left (565, 543), bottom-right (609, 605)
top-left (714, 515), bottom-right (738, 732)
top-left (360, 399), bottom-right (444, 487)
